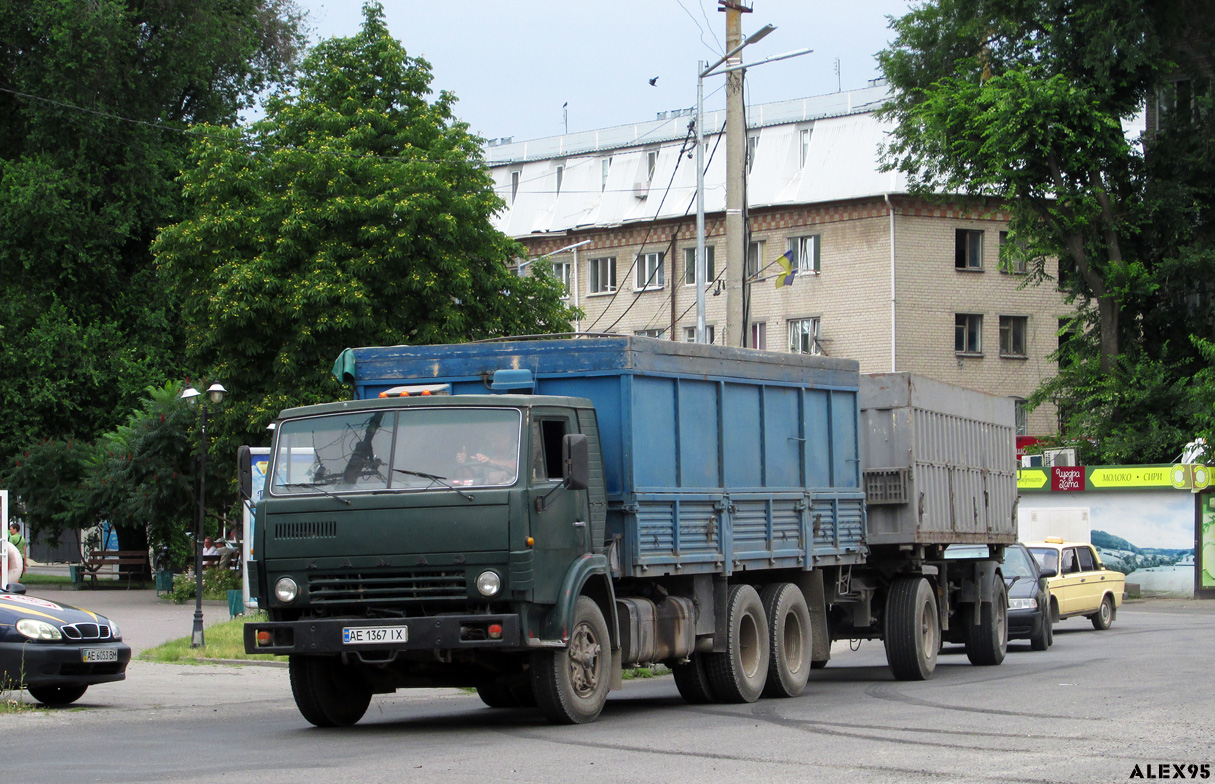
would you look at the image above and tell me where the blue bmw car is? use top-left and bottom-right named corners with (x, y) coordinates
top-left (1, 584), bottom-right (131, 705)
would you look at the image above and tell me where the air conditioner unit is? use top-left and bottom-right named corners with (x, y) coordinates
top-left (1020, 454), bottom-right (1044, 468)
top-left (1043, 448), bottom-right (1077, 467)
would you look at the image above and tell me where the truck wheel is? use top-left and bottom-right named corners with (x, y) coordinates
top-left (531, 596), bottom-right (610, 724)
top-left (965, 578), bottom-right (1008, 666)
top-left (884, 576), bottom-right (939, 681)
top-left (1090, 595), bottom-right (1114, 630)
top-left (27, 684), bottom-right (87, 706)
top-left (1030, 604), bottom-right (1051, 651)
top-left (705, 584), bottom-right (770, 703)
top-left (289, 655), bottom-right (372, 727)
top-left (760, 583), bottom-right (812, 698)
top-left (476, 680), bottom-right (519, 709)
top-left (672, 653), bottom-right (716, 704)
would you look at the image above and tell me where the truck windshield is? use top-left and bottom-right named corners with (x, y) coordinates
top-left (271, 407), bottom-right (522, 497)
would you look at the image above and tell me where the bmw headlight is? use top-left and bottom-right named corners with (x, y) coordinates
top-left (475, 570), bottom-right (502, 597)
top-left (274, 577), bottom-right (299, 604)
top-left (16, 619), bottom-right (63, 641)
top-left (1009, 597), bottom-right (1037, 611)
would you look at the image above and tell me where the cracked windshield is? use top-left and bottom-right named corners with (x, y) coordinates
top-left (271, 408), bottom-right (521, 496)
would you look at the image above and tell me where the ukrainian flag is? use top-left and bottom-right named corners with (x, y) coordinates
top-left (775, 249), bottom-right (796, 289)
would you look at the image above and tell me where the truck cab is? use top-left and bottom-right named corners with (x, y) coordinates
top-left (246, 391), bottom-right (610, 725)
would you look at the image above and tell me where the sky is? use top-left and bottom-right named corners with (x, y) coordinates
top-left (292, 1), bottom-right (915, 143)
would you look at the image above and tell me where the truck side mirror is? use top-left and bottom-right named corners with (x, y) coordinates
top-left (563, 433), bottom-right (589, 491)
top-left (238, 445), bottom-right (253, 500)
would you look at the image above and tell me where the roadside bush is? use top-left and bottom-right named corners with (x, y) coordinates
top-left (164, 569), bottom-right (242, 603)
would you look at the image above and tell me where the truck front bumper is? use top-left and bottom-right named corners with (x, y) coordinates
top-left (244, 613), bottom-right (523, 657)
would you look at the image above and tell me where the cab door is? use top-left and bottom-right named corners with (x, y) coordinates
top-left (526, 411), bottom-right (591, 605)
top-left (1075, 545), bottom-right (1104, 613)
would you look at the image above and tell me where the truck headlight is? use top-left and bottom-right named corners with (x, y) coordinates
top-left (1009, 597), bottom-right (1037, 611)
top-left (475, 571), bottom-right (502, 597)
top-left (16, 619), bottom-right (62, 640)
top-left (274, 577), bottom-right (300, 604)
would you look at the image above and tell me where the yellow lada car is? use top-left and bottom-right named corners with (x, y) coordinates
top-left (1025, 538), bottom-right (1126, 630)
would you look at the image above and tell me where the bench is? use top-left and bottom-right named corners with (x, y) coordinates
top-left (78, 550), bottom-right (149, 589)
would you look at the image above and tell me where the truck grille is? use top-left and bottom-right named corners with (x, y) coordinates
top-left (308, 570), bottom-right (467, 606)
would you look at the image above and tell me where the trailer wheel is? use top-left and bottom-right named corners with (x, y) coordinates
top-left (811, 659), bottom-right (828, 670)
top-left (760, 583), bottom-right (812, 698)
top-left (965, 578), bottom-right (1008, 666)
top-left (705, 584), bottom-right (770, 703)
top-left (672, 653), bottom-right (717, 704)
top-left (1090, 594), bottom-right (1115, 630)
top-left (884, 576), bottom-right (939, 681)
top-left (289, 655), bottom-right (372, 727)
top-left (531, 596), bottom-right (610, 724)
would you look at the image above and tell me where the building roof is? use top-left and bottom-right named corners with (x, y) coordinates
top-left (487, 83), bottom-right (909, 239)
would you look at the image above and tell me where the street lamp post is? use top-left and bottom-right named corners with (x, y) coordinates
top-left (181, 382), bottom-right (226, 648)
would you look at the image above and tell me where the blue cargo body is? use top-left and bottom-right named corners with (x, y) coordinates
top-left (336, 337), bottom-right (869, 578)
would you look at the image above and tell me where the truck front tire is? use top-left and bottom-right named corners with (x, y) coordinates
top-left (289, 655), bottom-right (372, 727)
top-left (705, 584), bottom-right (770, 702)
top-left (532, 596), bottom-right (610, 724)
top-left (884, 576), bottom-right (939, 681)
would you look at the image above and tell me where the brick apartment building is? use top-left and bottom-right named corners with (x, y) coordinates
top-left (486, 83), bottom-right (1072, 438)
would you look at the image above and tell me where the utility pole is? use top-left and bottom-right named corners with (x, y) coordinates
top-left (723, 1), bottom-right (749, 347)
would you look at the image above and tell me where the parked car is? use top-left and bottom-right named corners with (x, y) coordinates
top-left (943, 544), bottom-right (1052, 652)
top-left (1025, 538), bottom-right (1126, 630)
top-left (0, 584), bottom-right (131, 705)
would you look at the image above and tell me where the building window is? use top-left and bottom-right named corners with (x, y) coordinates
top-left (635, 328), bottom-right (664, 339)
top-left (635, 251), bottom-right (664, 290)
top-left (601, 157), bottom-right (612, 191)
top-left (799, 127), bottom-right (812, 168)
top-left (747, 240), bottom-right (765, 279)
top-left (751, 322), bottom-right (767, 351)
top-left (998, 231), bottom-right (1028, 274)
top-left (511, 170), bottom-right (521, 204)
top-left (555, 164), bottom-right (564, 196)
top-left (788, 318), bottom-right (821, 355)
top-left (589, 257), bottom-right (616, 294)
top-left (647, 149), bottom-right (658, 183)
top-left (955, 229), bottom-right (983, 270)
top-left (552, 261), bottom-right (571, 297)
top-left (1000, 315), bottom-right (1028, 357)
top-left (1012, 398), bottom-right (1028, 436)
top-left (683, 246), bottom-right (715, 286)
top-left (683, 325), bottom-right (715, 344)
top-left (955, 313), bottom-right (983, 354)
top-left (787, 234), bottom-right (821, 274)
top-left (747, 134), bottom-right (759, 174)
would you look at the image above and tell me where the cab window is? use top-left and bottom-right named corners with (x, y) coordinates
top-left (1029, 547), bottom-right (1058, 576)
top-left (1077, 546), bottom-right (1096, 571)
top-left (531, 419), bottom-right (569, 482)
top-left (1061, 548), bottom-right (1078, 574)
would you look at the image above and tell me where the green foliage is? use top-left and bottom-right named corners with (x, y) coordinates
top-left (164, 568), bottom-right (242, 604)
top-left (880, 1), bottom-right (1215, 463)
top-left (155, 2), bottom-right (577, 453)
top-left (0, 438), bottom-right (94, 547)
top-left (0, 0), bottom-right (305, 472)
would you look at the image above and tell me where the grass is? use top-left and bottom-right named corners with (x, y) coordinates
top-left (138, 612), bottom-right (287, 664)
top-left (14, 573), bottom-right (74, 586)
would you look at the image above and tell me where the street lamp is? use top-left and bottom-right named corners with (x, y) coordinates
top-left (694, 23), bottom-right (811, 343)
top-left (181, 381), bottom-right (226, 648)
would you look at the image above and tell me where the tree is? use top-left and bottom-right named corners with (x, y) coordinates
top-left (155, 2), bottom-right (576, 454)
top-left (879, 1), bottom-right (1215, 463)
top-left (0, 0), bottom-right (305, 468)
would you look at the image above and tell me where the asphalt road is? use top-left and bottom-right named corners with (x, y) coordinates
top-left (5, 593), bottom-right (1213, 784)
